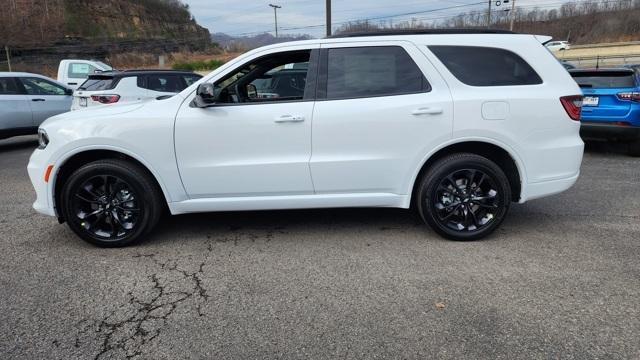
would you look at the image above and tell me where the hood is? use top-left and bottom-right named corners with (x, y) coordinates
top-left (42, 101), bottom-right (146, 127)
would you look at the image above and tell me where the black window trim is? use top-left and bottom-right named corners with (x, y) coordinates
top-left (428, 45), bottom-right (544, 87)
top-left (316, 45), bottom-right (432, 102)
top-left (200, 48), bottom-right (320, 107)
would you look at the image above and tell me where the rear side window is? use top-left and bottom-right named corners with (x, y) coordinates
top-left (429, 46), bottom-right (542, 86)
top-left (143, 74), bottom-right (185, 93)
top-left (0, 78), bottom-right (20, 94)
top-left (79, 77), bottom-right (116, 91)
top-left (570, 71), bottom-right (636, 88)
top-left (68, 63), bottom-right (97, 79)
top-left (325, 46), bottom-right (429, 99)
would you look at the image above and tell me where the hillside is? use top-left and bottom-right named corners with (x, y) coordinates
top-left (0, 0), bottom-right (211, 49)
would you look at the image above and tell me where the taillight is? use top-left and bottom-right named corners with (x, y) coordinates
top-left (560, 95), bottom-right (583, 121)
top-left (91, 94), bottom-right (120, 104)
top-left (616, 92), bottom-right (640, 102)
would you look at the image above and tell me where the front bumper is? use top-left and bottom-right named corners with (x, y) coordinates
top-left (580, 122), bottom-right (640, 142)
top-left (27, 149), bottom-right (56, 217)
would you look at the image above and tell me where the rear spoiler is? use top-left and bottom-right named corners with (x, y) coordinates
top-left (534, 35), bottom-right (553, 45)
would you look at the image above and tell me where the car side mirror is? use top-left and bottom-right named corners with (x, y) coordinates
top-left (65, 88), bottom-right (73, 96)
top-left (246, 84), bottom-right (258, 99)
top-left (193, 83), bottom-right (217, 108)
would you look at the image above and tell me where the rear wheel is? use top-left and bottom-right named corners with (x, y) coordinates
top-left (60, 159), bottom-right (163, 247)
top-left (416, 153), bottom-right (511, 241)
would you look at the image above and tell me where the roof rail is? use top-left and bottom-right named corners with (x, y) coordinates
top-left (327, 28), bottom-right (515, 38)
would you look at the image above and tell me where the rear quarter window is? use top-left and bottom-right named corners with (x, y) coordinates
top-left (570, 71), bottom-right (637, 88)
top-left (429, 46), bottom-right (542, 87)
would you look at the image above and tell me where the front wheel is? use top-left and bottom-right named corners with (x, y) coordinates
top-left (416, 153), bottom-right (511, 241)
top-left (60, 159), bottom-right (164, 247)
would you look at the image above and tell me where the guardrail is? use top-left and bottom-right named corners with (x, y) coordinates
top-left (558, 54), bottom-right (640, 68)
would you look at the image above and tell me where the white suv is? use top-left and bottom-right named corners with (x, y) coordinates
top-left (70, 70), bottom-right (202, 110)
top-left (28, 30), bottom-right (584, 247)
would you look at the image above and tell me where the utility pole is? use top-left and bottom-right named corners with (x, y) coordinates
top-left (509, 0), bottom-right (516, 31)
top-left (486, 0), bottom-right (492, 28)
top-left (269, 4), bottom-right (281, 38)
top-left (326, 0), bottom-right (332, 37)
top-left (4, 45), bottom-right (11, 72)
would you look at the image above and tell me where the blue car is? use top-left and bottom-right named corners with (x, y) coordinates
top-left (569, 68), bottom-right (640, 156)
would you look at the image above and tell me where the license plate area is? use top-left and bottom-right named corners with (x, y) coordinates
top-left (583, 96), bottom-right (599, 106)
top-left (79, 97), bottom-right (87, 107)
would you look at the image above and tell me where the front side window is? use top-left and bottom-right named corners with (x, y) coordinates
top-left (0, 78), bottom-right (20, 95)
top-left (213, 50), bottom-right (312, 104)
top-left (325, 46), bottom-right (429, 100)
top-left (20, 77), bottom-right (67, 95)
top-left (68, 63), bottom-right (97, 79)
top-left (429, 46), bottom-right (542, 87)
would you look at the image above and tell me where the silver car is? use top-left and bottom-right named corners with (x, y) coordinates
top-left (0, 72), bottom-right (73, 140)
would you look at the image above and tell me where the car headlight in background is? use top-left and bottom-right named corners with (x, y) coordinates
top-left (37, 128), bottom-right (49, 149)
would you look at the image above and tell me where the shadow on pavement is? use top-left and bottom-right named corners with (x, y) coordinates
top-left (0, 135), bottom-right (38, 153)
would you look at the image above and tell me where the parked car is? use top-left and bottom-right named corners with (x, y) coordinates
top-left (546, 41), bottom-right (571, 51)
top-left (71, 70), bottom-right (202, 110)
top-left (0, 72), bottom-right (72, 140)
top-left (569, 68), bottom-right (640, 156)
top-left (29, 29), bottom-right (584, 247)
top-left (57, 59), bottom-right (113, 90)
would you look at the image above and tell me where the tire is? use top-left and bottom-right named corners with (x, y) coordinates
top-left (416, 153), bottom-right (511, 241)
top-left (60, 159), bottom-right (164, 247)
top-left (628, 140), bottom-right (640, 157)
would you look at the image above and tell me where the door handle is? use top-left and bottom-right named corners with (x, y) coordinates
top-left (68, 82), bottom-right (77, 85)
top-left (31, 98), bottom-right (46, 102)
top-left (274, 115), bottom-right (305, 123)
top-left (412, 107), bottom-right (443, 116)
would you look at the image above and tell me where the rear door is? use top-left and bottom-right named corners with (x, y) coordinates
top-left (310, 42), bottom-right (453, 195)
top-left (571, 70), bottom-right (637, 122)
top-left (18, 77), bottom-right (72, 126)
top-left (0, 77), bottom-right (32, 131)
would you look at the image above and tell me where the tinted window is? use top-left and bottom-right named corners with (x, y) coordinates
top-left (182, 74), bottom-right (202, 86)
top-left (570, 71), bottom-right (636, 88)
top-left (79, 77), bottom-right (116, 91)
top-left (144, 75), bottom-right (185, 93)
top-left (0, 78), bottom-right (20, 95)
top-left (429, 46), bottom-right (542, 86)
top-left (20, 77), bottom-right (67, 95)
top-left (68, 63), bottom-right (97, 79)
top-left (326, 46), bottom-right (428, 99)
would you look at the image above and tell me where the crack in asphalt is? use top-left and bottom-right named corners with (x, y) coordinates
top-left (79, 250), bottom-right (213, 360)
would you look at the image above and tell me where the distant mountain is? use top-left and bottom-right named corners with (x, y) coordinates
top-left (212, 32), bottom-right (313, 50)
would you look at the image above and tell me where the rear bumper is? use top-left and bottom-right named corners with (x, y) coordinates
top-left (580, 122), bottom-right (640, 142)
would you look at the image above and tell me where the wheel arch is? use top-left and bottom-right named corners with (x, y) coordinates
top-left (52, 147), bottom-right (171, 222)
top-left (410, 140), bottom-right (525, 206)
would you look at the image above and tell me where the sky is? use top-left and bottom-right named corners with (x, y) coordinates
top-left (184, 0), bottom-right (580, 38)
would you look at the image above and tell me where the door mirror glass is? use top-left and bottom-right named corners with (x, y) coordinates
top-left (193, 83), bottom-right (217, 108)
top-left (65, 88), bottom-right (74, 96)
top-left (246, 83), bottom-right (258, 99)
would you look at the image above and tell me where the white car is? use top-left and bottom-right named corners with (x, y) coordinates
top-left (71, 70), bottom-right (202, 110)
top-left (546, 41), bottom-right (571, 51)
top-left (28, 30), bottom-right (584, 247)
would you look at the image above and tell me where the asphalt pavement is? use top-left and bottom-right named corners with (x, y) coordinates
top-left (0, 135), bottom-right (638, 359)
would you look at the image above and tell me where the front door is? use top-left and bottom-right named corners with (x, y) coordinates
top-left (175, 47), bottom-right (319, 198)
top-left (18, 77), bottom-right (72, 126)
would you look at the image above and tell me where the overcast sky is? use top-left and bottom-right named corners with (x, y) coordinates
top-left (184, 0), bottom-right (579, 38)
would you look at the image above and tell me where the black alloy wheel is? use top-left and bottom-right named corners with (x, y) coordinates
top-left (417, 153), bottom-right (511, 241)
top-left (61, 159), bottom-right (163, 247)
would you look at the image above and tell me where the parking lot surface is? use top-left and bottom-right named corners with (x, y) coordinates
top-left (1, 136), bottom-right (638, 359)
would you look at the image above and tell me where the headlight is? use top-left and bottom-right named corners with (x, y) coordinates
top-left (37, 128), bottom-right (49, 149)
